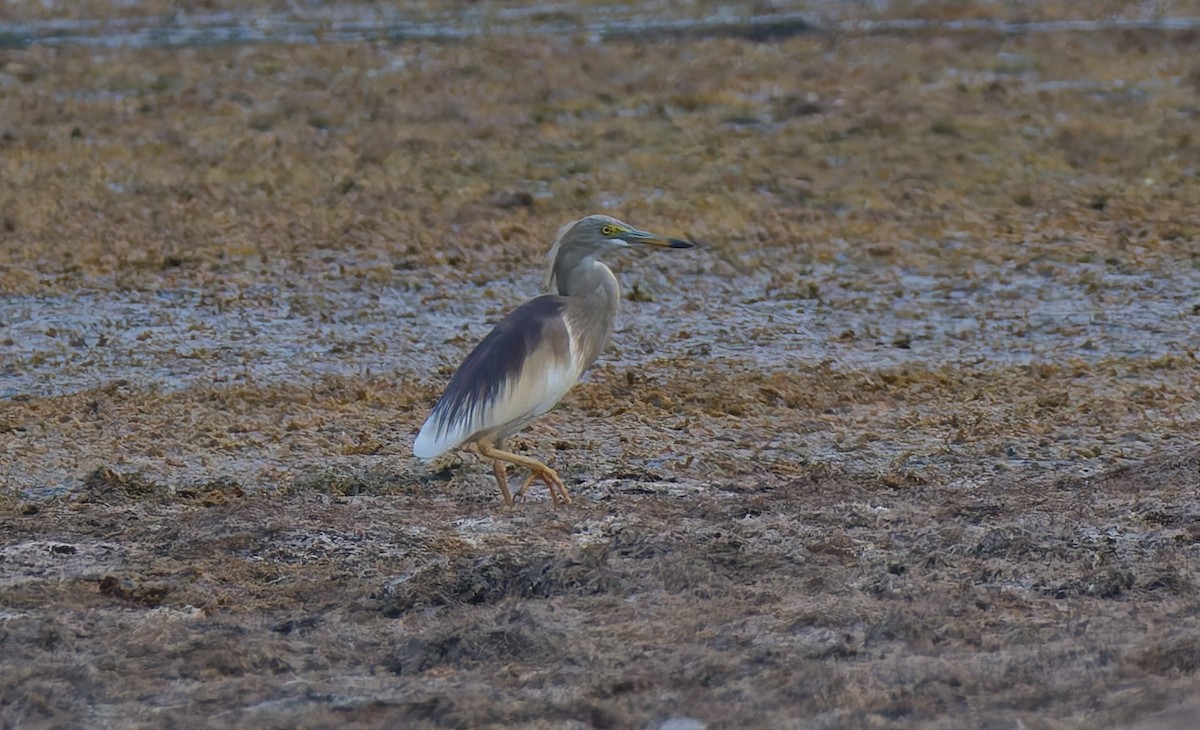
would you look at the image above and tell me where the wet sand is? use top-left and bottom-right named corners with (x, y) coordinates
top-left (2, 2), bottom-right (1200, 728)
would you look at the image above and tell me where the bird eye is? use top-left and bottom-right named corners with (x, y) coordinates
top-left (601, 225), bottom-right (616, 236)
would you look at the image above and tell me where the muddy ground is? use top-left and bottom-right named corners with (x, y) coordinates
top-left (3, 2), bottom-right (1200, 728)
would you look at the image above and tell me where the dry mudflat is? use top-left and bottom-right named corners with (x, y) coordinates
top-left (2, 2), bottom-right (1200, 728)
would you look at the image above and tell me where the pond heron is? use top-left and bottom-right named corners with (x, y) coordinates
top-left (413, 215), bottom-right (693, 506)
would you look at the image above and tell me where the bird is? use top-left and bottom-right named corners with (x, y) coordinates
top-left (413, 214), bottom-right (693, 507)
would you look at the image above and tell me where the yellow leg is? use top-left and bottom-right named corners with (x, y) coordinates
top-left (515, 471), bottom-right (538, 500)
top-left (477, 442), bottom-right (572, 507)
top-left (514, 470), bottom-right (568, 504)
top-left (491, 458), bottom-right (514, 507)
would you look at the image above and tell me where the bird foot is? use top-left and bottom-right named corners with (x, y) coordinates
top-left (483, 448), bottom-right (572, 508)
top-left (515, 468), bottom-right (572, 507)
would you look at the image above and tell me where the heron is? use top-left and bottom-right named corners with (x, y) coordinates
top-left (413, 214), bottom-right (693, 507)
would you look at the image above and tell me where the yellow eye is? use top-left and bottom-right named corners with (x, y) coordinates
top-left (601, 224), bottom-right (617, 236)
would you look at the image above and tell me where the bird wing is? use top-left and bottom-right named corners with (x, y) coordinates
top-left (413, 295), bottom-right (578, 459)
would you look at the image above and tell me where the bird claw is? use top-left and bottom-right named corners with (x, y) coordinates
top-left (515, 468), bottom-right (572, 507)
top-left (515, 471), bottom-right (538, 500)
top-left (483, 449), bottom-right (572, 507)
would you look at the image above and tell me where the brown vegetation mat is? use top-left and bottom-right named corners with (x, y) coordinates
top-left (3, 1), bottom-right (1200, 727)
top-left (2, 448), bottom-right (1200, 729)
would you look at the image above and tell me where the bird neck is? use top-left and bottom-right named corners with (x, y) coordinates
top-left (557, 256), bottom-right (620, 371)
top-left (553, 250), bottom-right (612, 295)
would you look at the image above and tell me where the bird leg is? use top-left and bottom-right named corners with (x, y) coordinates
top-left (515, 471), bottom-right (539, 500)
top-left (490, 458), bottom-right (515, 507)
top-left (514, 469), bottom-right (568, 505)
top-left (530, 465), bottom-right (572, 507)
top-left (477, 442), bottom-right (572, 507)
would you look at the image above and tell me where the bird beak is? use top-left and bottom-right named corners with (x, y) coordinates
top-left (621, 228), bottom-right (694, 249)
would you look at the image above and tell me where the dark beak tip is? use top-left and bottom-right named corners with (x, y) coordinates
top-left (670, 239), bottom-right (695, 249)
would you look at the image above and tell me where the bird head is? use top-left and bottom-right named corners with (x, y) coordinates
top-left (542, 215), bottom-right (693, 292)
top-left (561, 214), bottom-right (693, 253)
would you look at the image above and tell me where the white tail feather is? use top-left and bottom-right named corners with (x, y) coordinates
top-left (413, 406), bottom-right (474, 459)
top-left (412, 353), bottom-right (579, 460)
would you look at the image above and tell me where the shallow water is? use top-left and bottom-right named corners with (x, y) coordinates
top-left (4, 256), bottom-right (1196, 400)
top-left (6, 7), bottom-right (1200, 50)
